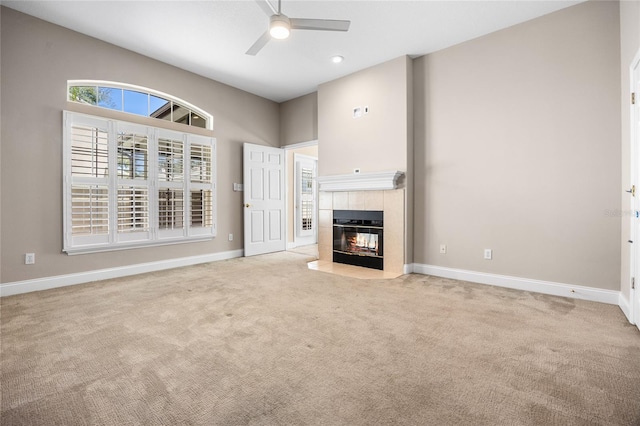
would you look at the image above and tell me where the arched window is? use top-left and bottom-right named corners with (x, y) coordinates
top-left (68, 81), bottom-right (213, 130)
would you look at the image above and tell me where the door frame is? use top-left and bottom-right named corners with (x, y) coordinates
top-left (283, 140), bottom-right (318, 250)
top-left (630, 48), bottom-right (640, 329)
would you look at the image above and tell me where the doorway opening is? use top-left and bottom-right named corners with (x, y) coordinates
top-left (242, 141), bottom-right (318, 259)
top-left (286, 142), bottom-right (318, 257)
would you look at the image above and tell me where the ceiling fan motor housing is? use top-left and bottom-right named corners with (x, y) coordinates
top-left (270, 14), bottom-right (291, 39)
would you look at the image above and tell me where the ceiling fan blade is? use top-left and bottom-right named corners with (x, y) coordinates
top-left (246, 31), bottom-right (271, 56)
top-left (254, 0), bottom-right (277, 17)
top-left (290, 18), bottom-right (350, 32)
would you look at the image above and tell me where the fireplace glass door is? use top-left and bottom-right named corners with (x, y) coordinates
top-left (333, 210), bottom-right (383, 270)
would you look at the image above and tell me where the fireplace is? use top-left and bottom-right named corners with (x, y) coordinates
top-left (333, 210), bottom-right (383, 270)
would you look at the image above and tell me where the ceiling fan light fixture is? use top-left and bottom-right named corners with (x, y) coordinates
top-left (246, 0), bottom-right (350, 56)
top-left (270, 15), bottom-right (291, 39)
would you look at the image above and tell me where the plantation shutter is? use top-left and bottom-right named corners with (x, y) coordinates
top-left (63, 111), bottom-right (216, 254)
top-left (64, 115), bottom-right (111, 250)
top-left (115, 123), bottom-right (152, 243)
top-left (189, 135), bottom-right (215, 237)
top-left (157, 130), bottom-right (186, 240)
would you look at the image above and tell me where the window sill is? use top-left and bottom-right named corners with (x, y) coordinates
top-left (64, 235), bottom-right (214, 255)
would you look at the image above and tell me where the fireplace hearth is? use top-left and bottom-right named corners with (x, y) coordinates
top-left (333, 210), bottom-right (383, 270)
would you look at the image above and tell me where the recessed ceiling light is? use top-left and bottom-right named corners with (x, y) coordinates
top-left (331, 55), bottom-right (344, 64)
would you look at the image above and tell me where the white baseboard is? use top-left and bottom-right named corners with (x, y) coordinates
top-left (403, 264), bottom-right (414, 275)
top-left (411, 263), bottom-right (620, 306)
top-left (0, 249), bottom-right (244, 297)
top-left (287, 242), bottom-right (297, 250)
top-left (618, 293), bottom-right (634, 323)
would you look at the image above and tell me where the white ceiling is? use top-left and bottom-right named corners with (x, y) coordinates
top-left (3, 0), bottom-right (584, 103)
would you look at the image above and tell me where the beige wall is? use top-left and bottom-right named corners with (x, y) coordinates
top-left (317, 56), bottom-right (411, 177)
top-left (0, 7), bottom-right (279, 283)
top-left (620, 0), bottom-right (640, 302)
top-left (413, 1), bottom-right (621, 290)
top-left (405, 56), bottom-right (414, 265)
top-left (280, 93), bottom-right (317, 146)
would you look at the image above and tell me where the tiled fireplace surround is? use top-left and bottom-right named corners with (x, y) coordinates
top-left (316, 171), bottom-right (406, 277)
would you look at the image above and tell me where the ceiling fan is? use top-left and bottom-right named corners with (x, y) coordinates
top-left (246, 0), bottom-right (351, 56)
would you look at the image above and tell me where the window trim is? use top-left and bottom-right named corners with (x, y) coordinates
top-left (67, 80), bottom-right (214, 130)
top-left (63, 111), bottom-right (216, 255)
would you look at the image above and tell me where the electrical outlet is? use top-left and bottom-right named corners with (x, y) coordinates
top-left (228, 234), bottom-right (233, 241)
top-left (440, 244), bottom-right (447, 254)
top-left (25, 253), bottom-right (35, 265)
top-left (484, 249), bottom-right (492, 260)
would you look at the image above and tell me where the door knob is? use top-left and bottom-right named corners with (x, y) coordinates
top-left (244, 203), bottom-right (250, 208)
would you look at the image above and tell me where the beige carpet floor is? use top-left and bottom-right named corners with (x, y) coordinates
top-left (2, 251), bottom-right (640, 425)
top-left (287, 244), bottom-right (318, 258)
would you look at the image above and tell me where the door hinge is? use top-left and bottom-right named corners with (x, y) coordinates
top-left (633, 92), bottom-right (636, 105)
top-left (632, 277), bottom-right (636, 290)
top-left (627, 185), bottom-right (636, 197)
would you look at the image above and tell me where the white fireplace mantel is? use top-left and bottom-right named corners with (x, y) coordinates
top-left (316, 170), bottom-right (404, 192)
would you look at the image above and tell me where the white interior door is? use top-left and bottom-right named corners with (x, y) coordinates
top-left (243, 143), bottom-right (286, 257)
top-left (633, 51), bottom-right (640, 330)
top-left (294, 154), bottom-right (318, 247)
